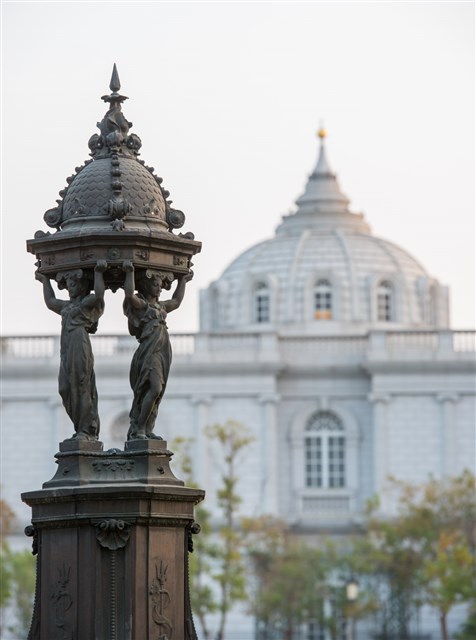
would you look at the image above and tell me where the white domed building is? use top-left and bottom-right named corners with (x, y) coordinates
top-left (201, 130), bottom-right (448, 335)
top-left (2, 131), bottom-right (474, 640)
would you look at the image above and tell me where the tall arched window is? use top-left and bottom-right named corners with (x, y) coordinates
top-left (305, 411), bottom-right (345, 488)
top-left (254, 282), bottom-right (270, 323)
top-left (314, 279), bottom-right (332, 320)
top-left (377, 280), bottom-right (394, 321)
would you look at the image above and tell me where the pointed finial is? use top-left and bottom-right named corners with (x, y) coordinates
top-left (101, 64), bottom-right (128, 104)
top-left (317, 121), bottom-right (327, 140)
top-left (110, 63), bottom-right (121, 94)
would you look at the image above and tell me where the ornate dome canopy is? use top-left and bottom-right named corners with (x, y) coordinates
top-left (28, 65), bottom-right (200, 290)
top-left (61, 156), bottom-right (167, 230)
top-left (201, 130), bottom-right (449, 333)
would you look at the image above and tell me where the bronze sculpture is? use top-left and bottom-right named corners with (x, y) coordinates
top-left (27, 65), bottom-right (201, 443)
top-left (23, 65), bottom-right (204, 640)
top-left (35, 260), bottom-right (107, 440)
top-left (122, 261), bottom-right (192, 440)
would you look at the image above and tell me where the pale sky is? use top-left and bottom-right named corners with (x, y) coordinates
top-left (1, 0), bottom-right (474, 334)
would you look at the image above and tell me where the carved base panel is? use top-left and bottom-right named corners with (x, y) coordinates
top-left (44, 438), bottom-right (184, 488)
top-left (22, 443), bottom-right (204, 640)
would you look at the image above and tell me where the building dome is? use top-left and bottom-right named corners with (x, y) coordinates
top-left (201, 132), bottom-right (449, 333)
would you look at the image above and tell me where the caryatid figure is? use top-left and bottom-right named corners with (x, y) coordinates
top-left (122, 260), bottom-right (192, 440)
top-left (35, 260), bottom-right (107, 441)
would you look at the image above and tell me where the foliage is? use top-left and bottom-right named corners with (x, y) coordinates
top-left (5, 549), bottom-right (36, 638)
top-left (172, 420), bottom-right (254, 640)
top-left (253, 542), bottom-right (323, 638)
top-left (0, 498), bottom-right (36, 639)
top-left (454, 602), bottom-right (476, 640)
top-left (204, 420), bottom-right (255, 640)
top-left (172, 437), bottom-right (219, 640)
top-left (363, 471), bottom-right (476, 640)
top-left (173, 426), bottom-right (475, 640)
top-left (247, 472), bottom-right (475, 640)
top-left (246, 528), bottom-right (378, 640)
top-left (0, 499), bottom-right (16, 613)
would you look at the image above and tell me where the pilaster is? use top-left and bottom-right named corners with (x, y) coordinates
top-left (368, 393), bottom-right (391, 510)
top-left (258, 393), bottom-right (281, 514)
top-left (436, 393), bottom-right (459, 476)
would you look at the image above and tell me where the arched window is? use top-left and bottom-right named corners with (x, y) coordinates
top-left (254, 282), bottom-right (270, 323)
top-left (305, 411), bottom-right (345, 488)
top-left (314, 279), bottom-right (332, 320)
top-left (377, 280), bottom-right (393, 321)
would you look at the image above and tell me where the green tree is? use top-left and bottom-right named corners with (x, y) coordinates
top-left (455, 603), bottom-right (476, 640)
top-left (172, 421), bottom-right (254, 640)
top-left (364, 471), bottom-right (476, 639)
top-left (246, 529), bottom-right (378, 640)
top-left (6, 550), bottom-right (36, 638)
top-left (204, 420), bottom-right (254, 640)
top-left (0, 498), bottom-right (36, 638)
top-left (172, 437), bottom-right (219, 640)
top-left (394, 472), bottom-right (476, 640)
top-left (0, 498), bottom-right (16, 636)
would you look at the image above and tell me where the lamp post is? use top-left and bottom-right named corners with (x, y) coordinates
top-left (345, 577), bottom-right (359, 640)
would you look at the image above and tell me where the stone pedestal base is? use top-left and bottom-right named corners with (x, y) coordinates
top-left (22, 440), bottom-right (204, 640)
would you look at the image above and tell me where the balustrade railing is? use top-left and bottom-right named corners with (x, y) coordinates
top-left (385, 331), bottom-right (439, 353)
top-left (2, 330), bottom-right (475, 361)
top-left (453, 330), bottom-right (476, 352)
top-left (302, 495), bottom-right (350, 515)
top-left (1, 335), bottom-right (57, 357)
top-left (279, 335), bottom-right (368, 363)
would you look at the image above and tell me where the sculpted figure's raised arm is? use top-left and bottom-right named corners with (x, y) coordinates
top-left (122, 260), bottom-right (192, 440)
top-left (36, 261), bottom-right (107, 441)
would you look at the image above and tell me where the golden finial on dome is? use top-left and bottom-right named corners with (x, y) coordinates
top-left (317, 126), bottom-right (327, 140)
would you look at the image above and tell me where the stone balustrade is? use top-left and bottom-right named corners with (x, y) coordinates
top-left (2, 330), bottom-right (475, 363)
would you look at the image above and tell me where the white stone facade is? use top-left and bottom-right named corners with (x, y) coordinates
top-left (1, 135), bottom-right (474, 639)
top-left (2, 330), bottom-right (474, 527)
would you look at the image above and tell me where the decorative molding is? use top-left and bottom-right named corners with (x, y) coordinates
top-left (173, 255), bottom-right (187, 266)
top-left (185, 522), bottom-right (200, 640)
top-left (94, 519), bottom-right (133, 550)
top-left (258, 393), bottom-right (280, 405)
top-left (91, 458), bottom-right (135, 480)
top-left (190, 395), bottom-right (213, 407)
top-left (80, 249), bottom-right (95, 261)
top-left (107, 247), bottom-right (122, 260)
top-left (25, 524), bottom-right (39, 556)
top-left (436, 393), bottom-right (459, 404)
top-left (135, 248), bottom-right (150, 261)
top-left (187, 521), bottom-right (201, 553)
top-left (367, 393), bottom-right (392, 405)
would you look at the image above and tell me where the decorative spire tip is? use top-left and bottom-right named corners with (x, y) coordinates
top-left (110, 63), bottom-right (121, 93)
top-left (101, 63), bottom-right (128, 104)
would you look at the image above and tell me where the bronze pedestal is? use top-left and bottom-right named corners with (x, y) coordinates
top-left (23, 440), bottom-right (204, 640)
